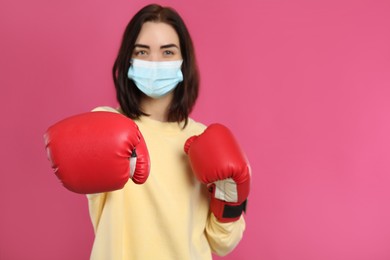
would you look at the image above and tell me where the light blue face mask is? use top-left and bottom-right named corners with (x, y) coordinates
top-left (127, 59), bottom-right (184, 98)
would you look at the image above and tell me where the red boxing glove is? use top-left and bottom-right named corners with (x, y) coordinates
top-left (44, 111), bottom-right (150, 194)
top-left (184, 124), bottom-right (251, 222)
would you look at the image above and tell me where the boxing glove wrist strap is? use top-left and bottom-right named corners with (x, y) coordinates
top-left (222, 200), bottom-right (247, 218)
top-left (210, 196), bottom-right (247, 223)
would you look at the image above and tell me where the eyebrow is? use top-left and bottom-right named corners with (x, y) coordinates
top-left (160, 44), bottom-right (179, 49)
top-left (134, 44), bottom-right (179, 49)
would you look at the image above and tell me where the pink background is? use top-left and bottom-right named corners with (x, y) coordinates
top-left (1, 0), bottom-right (390, 259)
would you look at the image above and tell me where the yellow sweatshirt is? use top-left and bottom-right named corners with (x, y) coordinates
top-left (87, 107), bottom-right (245, 260)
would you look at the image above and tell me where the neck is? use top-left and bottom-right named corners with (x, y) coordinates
top-left (140, 93), bottom-right (173, 122)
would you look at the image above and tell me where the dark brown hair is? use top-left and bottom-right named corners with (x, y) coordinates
top-left (113, 4), bottom-right (199, 126)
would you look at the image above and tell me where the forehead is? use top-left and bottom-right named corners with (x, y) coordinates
top-left (135, 22), bottom-right (180, 46)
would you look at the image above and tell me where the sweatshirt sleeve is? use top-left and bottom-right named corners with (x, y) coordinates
top-left (205, 213), bottom-right (246, 256)
top-left (86, 193), bottom-right (107, 233)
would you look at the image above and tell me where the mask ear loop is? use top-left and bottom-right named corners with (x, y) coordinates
top-left (127, 60), bottom-right (134, 84)
top-left (128, 59), bottom-right (133, 74)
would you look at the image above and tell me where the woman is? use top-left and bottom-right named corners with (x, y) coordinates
top-left (88, 4), bottom-right (247, 259)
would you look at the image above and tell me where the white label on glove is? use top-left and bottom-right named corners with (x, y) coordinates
top-left (213, 178), bottom-right (238, 203)
top-left (129, 156), bottom-right (137, 179)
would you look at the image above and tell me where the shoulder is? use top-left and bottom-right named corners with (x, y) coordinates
top-left (91, 106), bottom-right (121, 114)
top-left (185, 118), bottom-right (207, 135)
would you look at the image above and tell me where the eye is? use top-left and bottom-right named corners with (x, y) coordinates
top-left (133, 49), bottom-right (148, 57)
top-left (163, 50), bottom-right (175, 56)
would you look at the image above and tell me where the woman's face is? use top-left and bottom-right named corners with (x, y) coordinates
top-left (132, 22), bottom-right (182, 61)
